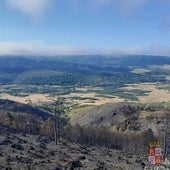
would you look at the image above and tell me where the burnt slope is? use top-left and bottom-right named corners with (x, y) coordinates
top-left (71, 102), bottom-right (167, 134)
top-left (0, 127), bottom-right (147, 170)
top-left (0, 99), bottom-right (50, 120)
top-left (71, 102), bottom-right (140, 127)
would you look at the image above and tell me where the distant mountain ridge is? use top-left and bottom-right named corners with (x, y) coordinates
top-left (1, 55), bottom-right (170, 72)
top-left (0, 55), bottom-right (169, 86)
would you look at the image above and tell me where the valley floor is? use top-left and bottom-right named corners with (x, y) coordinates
top-left (1, 83), bottom-right (170, 108)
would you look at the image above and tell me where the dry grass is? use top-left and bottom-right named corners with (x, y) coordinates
top-left (131, 69), bottom-right (151, 74)
top-left (1, 93), bottom-right (51, 105)
top-left (139, 110), bottom-right (165, 119)
top-left (63, 91), bottom-right (124, 106)
top-left (123, 83), bottom-right (170, 103)
top-left (1, 89), bottom-right (124, 106)
top-left (150, 64), bottom-right (170, 70)
top-left (1, 83), bottom-right (170, 106)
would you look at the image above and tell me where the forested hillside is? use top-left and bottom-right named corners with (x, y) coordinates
top-left (0, 55), bottom-right (169, 86)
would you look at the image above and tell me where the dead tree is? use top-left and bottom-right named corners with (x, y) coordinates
top-left (39, 96), bottom-right (68, 145)
top-left (53, 98), bottom-right (65, 145)
top-left (163, 113), bottom-right (170, 160)
top-left (27, 99), bottom-right (33, 135)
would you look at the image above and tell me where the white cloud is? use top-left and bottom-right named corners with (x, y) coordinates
top-left (0, 41), bottom-right (94, 56)
top-left (144, 45), bottom-right (170, 56)
top-left (0, 41), bottom-right (170, 56)
top-left (6, 0), bottom-right (51, 18)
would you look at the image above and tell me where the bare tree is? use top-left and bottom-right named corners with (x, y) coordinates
top-left (27, 99), bottom-right (33, 135)
top-left (163, 113), bottom-right (170, 160)
top-left (53, 97), bottom-right (66, 145)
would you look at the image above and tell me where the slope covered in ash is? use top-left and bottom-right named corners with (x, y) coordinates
top-left (0, 99), bottom-right (50, 120)
top-left (71, 102), bottom-right (166, 133)
top-left (0, 125), bottom-right (147, 170)
top-left (71, 103), bottom-right (140, 127)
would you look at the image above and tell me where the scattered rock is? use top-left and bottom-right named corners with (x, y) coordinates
top-left (70, 160), bottom-right (83, 170)
top-left (11, 143), bottom-right (24, 150)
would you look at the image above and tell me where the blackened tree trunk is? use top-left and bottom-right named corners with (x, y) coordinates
top-left (163, 113), bottom-right (169, 160)
top-left (53, 98), bottom-right (65, 145)
top-left (54, 105), bottom-right (58, 145)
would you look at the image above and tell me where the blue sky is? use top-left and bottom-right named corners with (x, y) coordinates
top-left (1, 0), bottom-right (170, 56)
